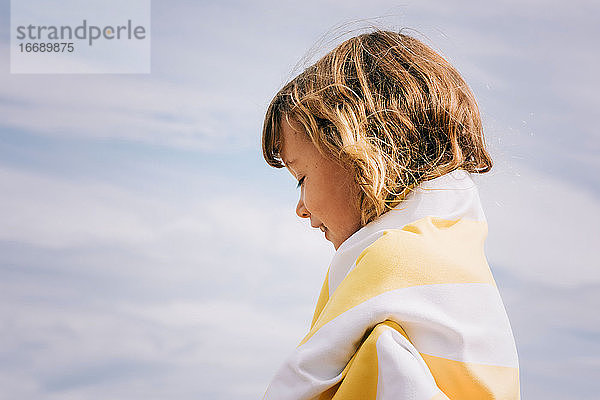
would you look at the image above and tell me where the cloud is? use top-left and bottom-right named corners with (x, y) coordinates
top-left (0, 49), bottom-right (258, 151)
top-left (0, 163), bottom-right (331, 399)
top-left (476, 161), bottom-right (600, 287)
top-left (0, 297), bottom-right (308, 400)
top-left (0, 163), bottom-right (331, 280)
top-left (497, 271), bottom-right (600, 400)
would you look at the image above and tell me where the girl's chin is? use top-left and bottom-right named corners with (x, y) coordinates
top-left (325, 229), bottom-right (339, 248)
top-left (324, 230), bottom-right (335, 246)
top-left (328, 232), bottom-right (344, 250)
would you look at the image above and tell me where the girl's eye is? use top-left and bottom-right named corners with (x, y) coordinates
top-left (296, 176), bottom-right (305, 189)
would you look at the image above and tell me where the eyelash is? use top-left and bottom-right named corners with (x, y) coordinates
top-left (296, 176), bottom-right (305, 189)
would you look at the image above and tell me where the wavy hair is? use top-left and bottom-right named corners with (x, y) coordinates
top-left (262, 30), bottom-right (492, 225)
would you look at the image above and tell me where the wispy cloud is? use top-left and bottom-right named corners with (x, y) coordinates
top-left (0, 162), bottom-right (330, 399)
top-left (479, 162), bottom-right (600, 287)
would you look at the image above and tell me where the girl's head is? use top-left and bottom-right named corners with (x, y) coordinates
top-left (262, 30), bottom-right (492, 248)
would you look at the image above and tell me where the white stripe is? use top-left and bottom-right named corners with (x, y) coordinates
top-left (264, 283), bottom-right (517, 399)
top-left (328, 169), bottom-right (487, 295)
top-left (375, 326), bottom-right (439, 400)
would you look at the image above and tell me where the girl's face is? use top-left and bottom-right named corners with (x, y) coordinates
top-left (280, 119), bottom-right (362, 250)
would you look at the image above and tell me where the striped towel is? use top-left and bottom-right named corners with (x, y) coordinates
top-left (264, 169), bottom-right (520, 400)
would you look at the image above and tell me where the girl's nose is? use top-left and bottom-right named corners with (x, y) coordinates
top-left (296, 197), bottom-right (310, 219)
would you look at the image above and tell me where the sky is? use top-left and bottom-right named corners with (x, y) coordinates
top-left (0, 0), bottom-right (599, 399)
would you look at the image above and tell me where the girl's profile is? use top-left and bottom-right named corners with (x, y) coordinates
top-left (261, 30), bottom-right (519, 399)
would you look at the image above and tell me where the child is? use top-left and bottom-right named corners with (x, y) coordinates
top-left (261, 30), bottom-right (519, 400)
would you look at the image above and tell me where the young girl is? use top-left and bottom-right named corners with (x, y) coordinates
top-left (261, 30), bottom-right (519, 400)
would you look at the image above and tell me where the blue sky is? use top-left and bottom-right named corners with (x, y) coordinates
top-left (1, 1), bottom-right (599, 399)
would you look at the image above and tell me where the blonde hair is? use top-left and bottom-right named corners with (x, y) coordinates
top-left (262, 30), bottom-right (492, 225)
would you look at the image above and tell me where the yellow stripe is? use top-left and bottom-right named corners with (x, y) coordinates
top-left (301, 217), bottom-right (493, 345)
top-left (311, 268), bottom-right (330, 329)
top-left (421, 353), bottom-right (520, 400)
top-left (315, 321), bottom-right (520, 400)
top-left (318, 322), bottom-right (404, 399)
